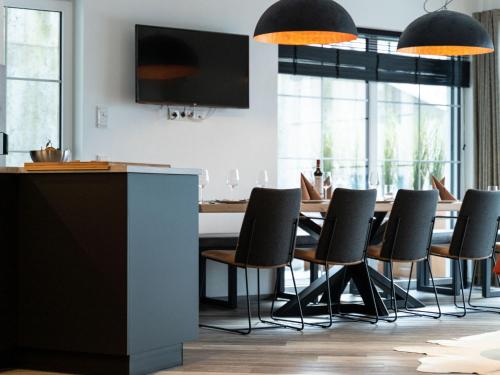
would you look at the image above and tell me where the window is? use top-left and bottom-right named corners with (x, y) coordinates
top-left (376, 83), bottom-right (460, 195)
top-left (278, 75), bottom-right (368, 190)
top-left (4, 0), bottom-right (72, 166)
top-left (278, 29), bottom-right (463, 197)
top-left (278, 77), bottom-right (460, 196)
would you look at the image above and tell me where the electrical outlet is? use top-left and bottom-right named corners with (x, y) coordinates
top-left (166, 106), bottom-right (213, 121)
top-left (168, 108), bottom-right (181, 120)
top-left (96, 106), bottom-right (109, 128)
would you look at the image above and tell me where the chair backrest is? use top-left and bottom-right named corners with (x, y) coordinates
top-left (316, 188), bottom-right (377, 264)
top-left (380, 189), bottom-right (438, 261)
top-left (235, 188), bottom-right (301, 267)
top-left (449, 190), bottom-right (500, 259)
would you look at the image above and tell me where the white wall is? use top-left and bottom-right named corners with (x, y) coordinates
top-left (74, 0), bottom-right (482, 297)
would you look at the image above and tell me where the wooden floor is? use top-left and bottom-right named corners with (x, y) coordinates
top-left (4, 294), bottom-right (500, 375)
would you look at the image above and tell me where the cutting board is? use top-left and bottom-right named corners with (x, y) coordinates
top-left (24, 161), bottom-right (111, 171)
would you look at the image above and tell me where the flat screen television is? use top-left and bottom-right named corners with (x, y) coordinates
top-left (135, 25), bottom-right (249, 108)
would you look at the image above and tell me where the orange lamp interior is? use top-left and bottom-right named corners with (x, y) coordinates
top-left (254, 30), bottom-right (357, 45)
top-left (397, 45), bottom-right (494, 56)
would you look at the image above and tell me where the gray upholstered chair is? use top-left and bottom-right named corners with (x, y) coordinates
top-left (430, 190), bottom-right (500, 316)
top-left (200, 188), bottom-right (304, 334)
top-left (294, 188), bottom-right (377, 327)
top-left (367, 189), bottom-right (440, 322)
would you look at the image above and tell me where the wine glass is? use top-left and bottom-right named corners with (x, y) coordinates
top-left (323, 172), bottom-right (332, 199)
top-left (384, 185), bottom-right (396, 201)
top-left (256, 170), bottom-right (269, 188)
top-left (369, 170), bottom-right (380, 199)
top-left (488, 186), bottom-right (499, 192)
top-left (199, 169), bottom-right (209, 203)
top-left (226, 169), bottom-right (240, 200)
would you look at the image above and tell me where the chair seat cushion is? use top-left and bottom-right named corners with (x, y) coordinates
top-left (201, 250), bottom-right (241, 266)
top-left (430, 245), bottom-right (455, 259)
top-left (294, 248), bottom-right (318, 264)
top-left (367, 245), bottom-right (387, 261)
top-left (201, 249), bottom-right (287, 269)
top-left (294, 248), bottom-right (363, 265)
top-left (431, 244), bottom-right (493, 260)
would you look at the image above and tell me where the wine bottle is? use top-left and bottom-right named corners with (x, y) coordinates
top-left (314, 159), bottom-right (324, 198)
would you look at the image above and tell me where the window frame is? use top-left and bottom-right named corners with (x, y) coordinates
top-left (3, 0), bottom-right (73, 163)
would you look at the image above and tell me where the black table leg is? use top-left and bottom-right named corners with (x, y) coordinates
top-left (481, 258), bottom-right (500, 298)
top-left (274, 263), bottom-right (389, 317)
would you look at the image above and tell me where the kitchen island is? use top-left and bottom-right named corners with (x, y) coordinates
top-left (0, 165), bottom-right (200, 375)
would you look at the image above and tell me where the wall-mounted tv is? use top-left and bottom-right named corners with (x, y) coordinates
top-left (135, 25), bottom-right (249, 109)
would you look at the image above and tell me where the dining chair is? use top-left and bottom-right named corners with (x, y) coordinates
top-left (430, 190), bottom-right (500, 316)
top-left (367, 189), bottom-right (440, 322)
top-left (199, 188), bottom-right (304, 334)
top-left (294, 188), bottom-right (378, 327)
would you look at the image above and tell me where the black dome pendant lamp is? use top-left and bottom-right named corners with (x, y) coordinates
top-left (397, 0), bottom-right (494, 56)
top-left (254, 0), bottom-right (358, 45)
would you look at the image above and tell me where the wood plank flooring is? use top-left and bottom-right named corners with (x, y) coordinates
top-left (4, 294), bottom-right (500, 375)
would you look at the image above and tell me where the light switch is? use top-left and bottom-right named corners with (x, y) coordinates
top-left (96, 106), bottom-right (108, 128)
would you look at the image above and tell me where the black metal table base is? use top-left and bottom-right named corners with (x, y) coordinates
top-left (273, 262), bottom-right (427, 318)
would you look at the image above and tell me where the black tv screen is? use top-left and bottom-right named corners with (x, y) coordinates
top-left (135, 25), bottom-right (249, 108)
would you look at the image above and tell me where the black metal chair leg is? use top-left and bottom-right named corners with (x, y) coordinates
top-left (199, 267), bottom-right (252, 334)
top-left (335, 260), bottom-right (379, 325)
top-left (372, 260), bottom-right (399, 323)
top-left (400, 259), bottom-right (441, 319)
top-left (257, 267), bottom-right (304, 331)
top-left (442, 259), bottom-right (467, 318)
top-left (365, 259), bottom-right (380, 324)
top-left (467, 257), bottom-right (500, 313)
top-left (383, 261), bottom-right (398, 322)
top-left (301, 264), bottom-right (334, 328)
top-left (404, 262), bottom-right (413, 309)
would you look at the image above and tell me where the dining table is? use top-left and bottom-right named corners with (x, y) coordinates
top-left (199, 200), bottom-right (463, 317)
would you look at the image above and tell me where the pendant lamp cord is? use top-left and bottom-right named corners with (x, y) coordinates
top-left (424, 0), bottom-right (454, 13)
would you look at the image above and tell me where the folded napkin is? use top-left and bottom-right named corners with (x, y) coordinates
top-left (431, 175), bottom-right (457, 201)
top-left (300, 173), bottom-right (322, 200)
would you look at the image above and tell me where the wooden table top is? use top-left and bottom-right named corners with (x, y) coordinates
top-left (199, 200), bottom-right (462, 214)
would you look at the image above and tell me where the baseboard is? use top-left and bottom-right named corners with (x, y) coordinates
top-left (130, 344), bottom-right (183, 375)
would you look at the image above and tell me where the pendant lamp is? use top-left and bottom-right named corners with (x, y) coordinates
top-left (254, 0), bottom-right (358, 45)
top-left (397, 1), bottom-right (494, 56)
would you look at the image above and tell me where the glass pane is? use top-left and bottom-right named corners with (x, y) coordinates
top-left (6, 8), bottom-right (61, 80)
top-left (278, 96), bottom-right (321, 159)
top-left (420, 85), bottom-right (451, 105)
top-left (7, 80), bottom-right (60, 152)
top-left (278, 158), bottom-right (318, 189)
top-left (330, 160), bottom-right (367, 189)
top-left (418, 105), bottom-right (452, 188)
top-left (322, 78), bottom-right (366, 100)
top-left (323, 98), bottom-right (367, 163)
top-left (378, 82), bottom-right (419, 104)
top-left (278, 74), bottom-right (321, 97)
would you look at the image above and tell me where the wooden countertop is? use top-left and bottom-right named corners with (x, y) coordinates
top-left (0, 162), bottom-right (201, 176)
